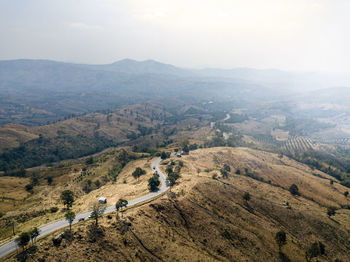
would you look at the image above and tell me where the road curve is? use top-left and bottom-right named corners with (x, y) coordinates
top-left (0, 157), bottom-right (169, 259)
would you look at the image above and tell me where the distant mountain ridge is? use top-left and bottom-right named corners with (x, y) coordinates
top-left (1, 58), bottom-right (350, 125)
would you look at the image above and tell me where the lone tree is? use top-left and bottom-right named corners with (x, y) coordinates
top-left (47, 176), bottom-right (53, 185)
top-left (65, 210), bottom-right (76, 231)
top-left (327, 206), bottom-right (336, 217)
top-left (305, 241), bottom-right (325, 262)
top-left (60, 190), bottom-right (74, 209)
top-left (160, 151), bottom-right (168, 160)
top-left (115, 199), bottom-right (128, 218)
top-left (90, 203), bottom-right (106, 226)
top-left (132, 167), bottom-right (146, 180)
top-left (344, 191), bottom-right (349, 198)
top-left (275, 230), bottom-right (287, 252)
top-left (29, 227), bottom-right (40, 244)
top-left (25, 184), bottom-right (33, 193)
top-left (15, 232), bottom-right (30, 251)
top-left (243, 192), bottom-right (251, 202)
top-left (148, 173), bottom-right (160, 192)
top-left (289, 184), bottom-right (300, 196)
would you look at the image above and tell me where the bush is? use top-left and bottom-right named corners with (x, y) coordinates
top-left (86, 224), bottom-right (104, 243)
top-left (132, 167), bottom-right (146, 179)
top-left (50, 207), bottom-right (59, 213)
top-left (243, 192), bottom-right (251, 202)
top-left (327, 206), bottom-right (336, 217)
top-left (25, 184), bottom-right (33, 192)
top-left (289, 184), bottom-right (300, 196)
top-left (306, 241), bottom-right (325, 261)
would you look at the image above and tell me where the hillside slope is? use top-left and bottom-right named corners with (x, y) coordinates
top-left (18, 147), bottom-right (350, 262)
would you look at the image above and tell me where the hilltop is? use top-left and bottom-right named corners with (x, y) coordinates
top-left (10, 147), bottom-right (350, 262)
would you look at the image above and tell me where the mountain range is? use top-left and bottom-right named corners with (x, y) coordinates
top-left (1, 58), bottom-right (350, 125)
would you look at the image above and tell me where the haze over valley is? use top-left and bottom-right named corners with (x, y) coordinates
top-left (1, 1), bottom-right (350, 262)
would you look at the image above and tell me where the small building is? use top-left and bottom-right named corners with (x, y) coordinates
top-left (98, 197), bottom-right (107, 204)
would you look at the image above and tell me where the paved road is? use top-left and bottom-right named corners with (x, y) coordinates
top-left (0, 157), bottom-right (169, 259)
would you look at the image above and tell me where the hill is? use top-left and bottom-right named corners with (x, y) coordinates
top-left (4, 58), bottom-right (349, 126)
top-left (12, 147), bottom-right (350, 262)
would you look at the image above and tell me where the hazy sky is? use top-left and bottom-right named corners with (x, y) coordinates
top-left (1, 0), bottom-right (350, 72)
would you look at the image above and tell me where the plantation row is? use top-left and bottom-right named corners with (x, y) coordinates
top-left (282, 136), bottom-right (315, 154)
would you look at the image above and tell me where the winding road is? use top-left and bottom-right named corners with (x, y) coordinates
top-left (0, 157), bottom-right (169, 259)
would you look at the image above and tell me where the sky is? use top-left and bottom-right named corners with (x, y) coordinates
top-left (0, 0), bottom-right (350, 73)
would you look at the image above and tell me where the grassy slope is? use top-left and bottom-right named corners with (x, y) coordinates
top-left (0, 150), bottom-right (154, 242)
top-left (16, 147), bottom-right (350, 262)
top-left (0, 103), bottom-right (168, 151)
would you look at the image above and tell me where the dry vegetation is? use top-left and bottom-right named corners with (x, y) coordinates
top-left (0, 150), bottom-right (154, 242)
top-left (6, 147), bottom-right (350, 262)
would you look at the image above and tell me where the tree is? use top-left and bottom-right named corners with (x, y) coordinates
top-left (115, 199), bottom-right (128, 218)
top-left (15, 232), bottom-right (30, 251)
top-left (305, 241), bottom-right (325, 261)
top-left (85, 156), bottom-right (94, 165)
top-left (148, 173), bottom-right (160, 192)
top-left (132, 167), bottom-right (146, 179)
top-left (344, 191), bottom-right (349, 197)
top-left (25, 184), bottom-right (33, 193)
top-left (289, 184), bottom-right (300, 196)
top-left (243, 192), bottom-right (251, 202)
top-left (29, 227), bottom-right (40, 244)
top-left (47, 176), bottom-right (53, 185)
top-left (90, 203), bottom-right (106, 226)
top-left (31, 176), bottom-right (39, 186)
top-left (166, 172), bottom-right (180, 187)
top-left (165, 166), bottom-right (173, 175)
top-left (275, 231), bottom-right (287, 252)
top-left (5, 219), bottom-right (15, 236)
top-left (220, 169), bottom-right (228, 179)
top-left (60, 190), bottom-right (74, 209)
top-left (223, 164), bottom-right (231, 172)
top-left (65, 210), bottom-right (76, 231)
top-left (160, 151), bottom-right (168, 160)
top-left (327, 206), bottom-right (336, 217)
top-left (182, 145), bottom-right (189, 153)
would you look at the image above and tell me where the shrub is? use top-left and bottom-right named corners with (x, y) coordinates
top-left (132, 167), bottom-right (146, 179)
top-left (275, 231), bottom-right (287, 251)
top-left (289, 184), bottom-right (300, 196)
top-left (306, 241), bottom-right (325, 261)
top-left (327, 206), bottom-right (336, 217)
top-left (50, 207), bottom-right (59, 213)
top-left (243, 192), bottom-right (251, 202)
top-left (25, 184), bottom-right (33, 192)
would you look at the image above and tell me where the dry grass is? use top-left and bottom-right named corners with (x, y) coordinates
top-left (15, 146), bottom-right (350, 261)
top-left (0, 177), bottom-right (30, 213)
top-left (0, 152), bottom-right (154, 242)
top-left (3, 147), bottom-right (350, 261)
top-left (0, 124), bottom-right (38, 149)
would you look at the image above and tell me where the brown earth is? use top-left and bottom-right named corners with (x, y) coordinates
top-left (7, 147), bottom-right (350, 262)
